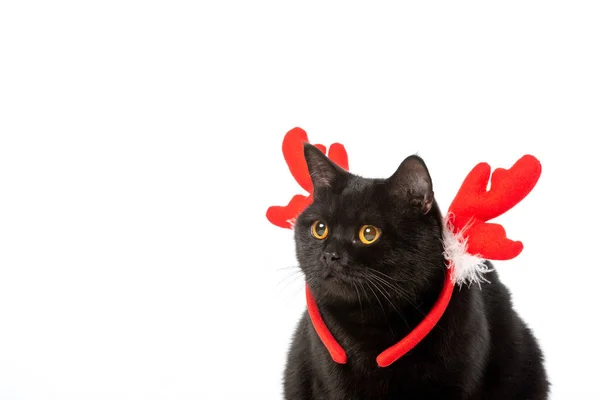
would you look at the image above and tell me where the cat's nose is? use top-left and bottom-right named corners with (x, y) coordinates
top-left (322, 251), bottom-right (341, 265)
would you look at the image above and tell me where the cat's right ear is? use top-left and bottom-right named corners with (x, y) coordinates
top-left (303, 143), bottom-right (345, 192)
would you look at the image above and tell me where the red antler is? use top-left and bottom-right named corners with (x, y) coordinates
top-left (266, 127), bottom-right (349, 229)
top-left (447, 155), bottom-right (542, 260)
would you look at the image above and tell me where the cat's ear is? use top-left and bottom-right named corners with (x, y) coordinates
top-left (386, 155), bottom-right (434, 214)
top-left (304, 143), bottom-right (345, 191)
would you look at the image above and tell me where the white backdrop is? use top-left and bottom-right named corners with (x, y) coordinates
top-left (1, 1), bottom-right (599, 399)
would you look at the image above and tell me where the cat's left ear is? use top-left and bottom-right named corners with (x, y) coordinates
top-left (386, 155), bottom-right (434, 214)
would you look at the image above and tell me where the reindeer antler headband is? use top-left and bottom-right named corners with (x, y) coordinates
top-left (267, 127), bottom-right (542, 367)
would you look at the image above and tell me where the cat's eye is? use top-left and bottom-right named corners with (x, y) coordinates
top-left (311, 220), bottom-right (329, 240)
top-left (359, 225), bottom-right (381, 244)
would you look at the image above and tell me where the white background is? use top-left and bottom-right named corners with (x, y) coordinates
top-left (1, 1), bottom-right (599, 399)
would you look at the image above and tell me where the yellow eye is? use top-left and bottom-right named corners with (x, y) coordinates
top-left (359, 225), bottom-right (381, 244)
top-left (311, 220), bottom-right (329, 240)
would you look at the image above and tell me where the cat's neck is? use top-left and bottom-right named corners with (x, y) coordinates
top-left (314, 263), bottom-right (447, 352)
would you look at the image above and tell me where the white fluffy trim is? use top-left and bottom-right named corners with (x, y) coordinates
top-left (442, 215), bottom-right (493, 288)
top-left (287, 218), bottom-right (296, 229)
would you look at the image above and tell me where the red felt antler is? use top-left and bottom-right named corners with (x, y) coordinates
top-left (266, 127), bottom-right (349, 229)
top-left (447, 155), bottom-right (542, 261)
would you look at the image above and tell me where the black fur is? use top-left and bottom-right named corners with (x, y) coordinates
top-left (283, 144), bottom-right (549, 399)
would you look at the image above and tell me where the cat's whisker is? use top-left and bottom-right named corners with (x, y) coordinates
top-left (357, 280), bottom-right (370, 323)
top-left (364, 270), bottom-right (447, 334)
top-left (366, 274), bottom-right (410, 330)
top-left (362, 269), bottom-right (411, 299)
top-left (276, 269), bottom-right (307, 297)
top-left (352, 281), bottom-right (364, 325)
top-left (363, 279), bottom-right (395, 335)
top-left (289, 281), bottom-right (307, 299)
top-left (281, 271), bottom-right (315, 301)
top-left (366, 267), bottom-right (403, 283)
top-left (276, 265), bottom-right (302, 272)
top-left (365, 268), bottom-right (424, 309)
top-left (367, 271), bottom-right (424, 309)
top-left (276, 269), bottom-right (303, 290)
top-left (363, 271), bottom-right (419, 315)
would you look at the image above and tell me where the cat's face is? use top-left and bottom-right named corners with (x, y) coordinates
top-left (295, 143), bottom-right (445, 306)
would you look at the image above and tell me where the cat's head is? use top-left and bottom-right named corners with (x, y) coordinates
top-left (295, 143), bottom-right (446, 306)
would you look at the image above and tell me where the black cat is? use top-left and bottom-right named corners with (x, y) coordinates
top-left (283, 143), bottom-right (549, 399)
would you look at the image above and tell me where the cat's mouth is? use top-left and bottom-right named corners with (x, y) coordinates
top-left (320, 266), bottom-right (363, 285)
